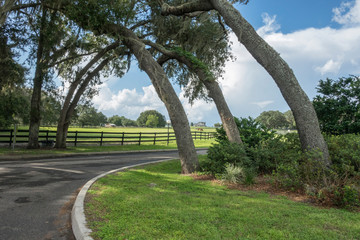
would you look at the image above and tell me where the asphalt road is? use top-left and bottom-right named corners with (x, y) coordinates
top-left (0, 150), bottom-right (204, 240)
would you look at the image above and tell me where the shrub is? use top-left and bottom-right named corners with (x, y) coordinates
top-left (201, 142), bottom-right (250, 175)
top-left (222, 164), bottom-right (244, 183)
top-left (221, 163), bottom-right (256, 185)
top-left (247, 133), bottom-right (302, 174)
top-left (215, 117), bottom-right (276, 148)
top-left (326, 134), bottom-right (360, 172)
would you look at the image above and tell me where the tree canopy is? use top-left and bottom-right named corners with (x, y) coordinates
top-left (313, 76), bottom-right (360, 135)
top-left (137, 110), bottom-right (166, 128)
top-left (256, 110), bottom-right (288, 129)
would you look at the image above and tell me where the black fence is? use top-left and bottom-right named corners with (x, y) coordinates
top-left (0, 129), bottom-right (215, 147)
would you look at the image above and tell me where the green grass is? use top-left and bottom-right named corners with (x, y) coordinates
top-left (0, 139), bottom-right (215, 156)
top-left (85, 157), bottom-right (360, 240)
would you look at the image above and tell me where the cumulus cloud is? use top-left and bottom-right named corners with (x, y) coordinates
top-left (93, 84), bottom-right (166, 120)
top-left (252, 101), bottom-right (274, 109)
top-left (315, 59), bottom-right (343, 75)
top-left (179, 92), bottom-right (217, 125)
top-left (332, 0), bottom-right (360, 26)
top-left (221, 4), bottom-right (360, 120)
top-left (257, 13), bottom-right (281, 36)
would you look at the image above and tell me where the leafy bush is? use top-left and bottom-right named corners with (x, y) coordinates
top-left (326, 134), bottom-right (360, 172)
top-left (215, 117), bottom-right (275, 148)
top-left (247, 133), bottom-right (302, 173)
top-left (201, 142), bottom-right (250, 175)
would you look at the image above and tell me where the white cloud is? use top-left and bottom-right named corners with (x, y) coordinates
top-left (180, 92), bottom-right (216, 125)
top-left (93, 84), bottom-right (165, 119)
top-left (315, 59), bottom-right (343, 75)
top-left (257, 13), bottom-right (281, 36)
top-left (221, 8), bottom-right (360, 119)
top-left (252, 100), bottom-right (274, 109)
top-left (332, 0), bottom-right (360, 26)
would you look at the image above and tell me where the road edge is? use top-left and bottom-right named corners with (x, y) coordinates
top-left (0, 148), bottom-right (209, 162)
top-left (71, 159), bottom-right (173, 240)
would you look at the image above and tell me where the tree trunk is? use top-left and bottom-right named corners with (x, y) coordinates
top-left (203, 79), bottom-right (242, 144)
top-left (55, 44), bottom-right (118, 148)
top-left (27, 8), bottom-right (47, 149)
top-left (120, 27), bottom-right (199, 173)
top-left (145, 41), bottom-right (242, 144)
top-left (209, 0), bottom-right (330, 165)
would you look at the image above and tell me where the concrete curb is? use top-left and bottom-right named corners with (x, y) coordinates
top-left (71, 159), bottom-right (173, 240)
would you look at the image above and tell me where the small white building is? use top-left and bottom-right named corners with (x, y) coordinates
top-left (194, 122), bottom-right (206, 127)
top-left (105, 123), bottom-right (116, 128)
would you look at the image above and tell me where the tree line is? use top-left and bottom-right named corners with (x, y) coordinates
top-left (1, 0), bottom-right (336, 173)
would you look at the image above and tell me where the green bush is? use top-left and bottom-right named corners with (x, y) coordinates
top-left (215, 117), bottom-right (275, 148)
top-left (247, 133), bottom-right (302, 173)
top-left (201, 142), bottom-right (250, 175)
top-left (326, 134), bottom-right (360, 172)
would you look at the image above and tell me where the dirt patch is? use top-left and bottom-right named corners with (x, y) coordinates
top-left (191, 174), bottom-right (320, 205)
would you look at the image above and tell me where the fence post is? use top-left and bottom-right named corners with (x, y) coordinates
top-left (139, 132), bottom-right (142, 145)
top-left (194, 132), bottom-right (197, 140)
top-left (121, 132), bottom-right (124, 145)
top-left (75, 131), bottom-right (78, 146)
top-left (46, 130), bottom-right (49, 142)
top-left (100, 131), bottom-right (104, 146)
top-left (153, 133), bottom-right (156, 145)
top-left (200, 132), bottom-right (202, 140)
top-left (9, 129), bottom-right (13, 147)
top-left (167, 131), bottom-right (169, 145)
top-left (13, 124), bottom-right (17, 149)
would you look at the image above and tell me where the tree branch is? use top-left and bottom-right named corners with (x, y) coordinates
top-left (161, 0), bottom-right (213, 16)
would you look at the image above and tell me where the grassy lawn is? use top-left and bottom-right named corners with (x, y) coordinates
top-left (85, 157), bottom-right (360, 240)
top-left (0, 139), bottom-right (215, 156)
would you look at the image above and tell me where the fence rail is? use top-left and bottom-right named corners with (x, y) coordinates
top-left (0, 129), bottom-right (214, 147)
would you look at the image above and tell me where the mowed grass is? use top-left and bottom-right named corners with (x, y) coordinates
top-left (85, 157), bottom-right (360, 240)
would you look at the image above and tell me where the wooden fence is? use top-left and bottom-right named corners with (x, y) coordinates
top-left (0, 129), bottom-right (214, 147)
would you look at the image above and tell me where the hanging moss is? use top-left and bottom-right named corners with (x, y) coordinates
top-left (171, 47), bottom-right (214, 82)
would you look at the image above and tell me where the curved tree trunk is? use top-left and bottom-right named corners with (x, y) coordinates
top-left (146, 41), bottom-right (242, 144)
top-left (119, 27), bottom-right (199, 173)
top-left (161, 0), bottom-right (330, 165)
top-left (55, 57), bottom-right (112, 148)
top-left (208, 0), bottom-right (330, 165)
top-left (55, 43), bottom-right (119, 148)
top-left (203, 79), bottom-right (242, 144)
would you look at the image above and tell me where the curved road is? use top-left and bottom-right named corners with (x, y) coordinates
top-left (0, 150), bottom-right (205, 240)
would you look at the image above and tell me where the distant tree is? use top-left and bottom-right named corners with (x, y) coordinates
top-left (256, 110), bottom-right (287, 129)
top-left (77, 106), bottom-right (107, 127)
top-left (108, 115), bottom-right (122, 126)
top-left (214, 123), bottom-right (221, 128)
top-left (137, 110), bottom-right (166, 128)
top-left (146, 114), bottom-right (159, 128)
top-left (121, 117), bottom-right (137, 127)
top-left (41, 93), bottom-right (61, 126)
top-left (284, 110), bottom-right (296, 129)
top-left (313, 76), bottom-right (360, 134)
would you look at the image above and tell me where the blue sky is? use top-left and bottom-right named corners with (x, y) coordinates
top-left (93, 0), bottom-right (360, 126)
